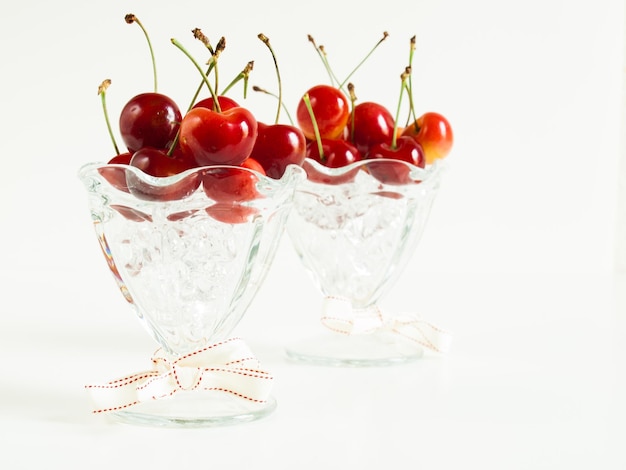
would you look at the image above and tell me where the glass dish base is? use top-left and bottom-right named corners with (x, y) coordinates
top-left (285, 330), bottom-right (424, 367)
top-left (108, 391), bottom-right (277, 428)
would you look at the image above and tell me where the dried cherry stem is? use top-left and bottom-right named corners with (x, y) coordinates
top-left (258, 33), bottom-right (282, 124)
top-left (171, 38), bottom-right (221, 113)
top-left (192, 28), bottom-right (215, 55)
top-left (185, 32), bottom-right (225, 111)
top-left (391, 67), bottom-right (411, 149)
top-left (98, 79), bottom-right (120, 155)
top-left (347, 82), bottom-right (357, 144)
top-left (125, 14), bottom-right (158, 93)
top-left (252, 86), bottom-right (295, 125)
top-left (339, 32), bottom-right (389, 90)
top-left (211, 37), bottom-right (226, 96)
top-left (302, 92), bottom-right (325, 162)
top-left (307, 35), bottom-right (340, 87)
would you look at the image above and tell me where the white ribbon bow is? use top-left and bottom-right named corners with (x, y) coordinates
top-left (320, 297), bottom-right (452, 353)
top-left (86, 337), bottom-right (273, 414)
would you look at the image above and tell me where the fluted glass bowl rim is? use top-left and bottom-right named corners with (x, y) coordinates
top-left (78, 161), bottom-right (306, 189)
top-left (300, 157), bottom-right (445, 183)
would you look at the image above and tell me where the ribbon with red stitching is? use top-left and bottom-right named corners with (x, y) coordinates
top-left (85, 337), bottom-right (273, 414)
top-left (320, 296), bottom-right (452, 353)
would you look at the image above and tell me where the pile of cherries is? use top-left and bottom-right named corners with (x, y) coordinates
top-left (295, 83), bottom-right (452, 184)
top-left (99, 15), bottom-right (453, 209)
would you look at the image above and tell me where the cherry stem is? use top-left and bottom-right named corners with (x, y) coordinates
top-left (347, 82), bottom-right (357, 144)
top-left (339, 32), bottom-right (389, 90)
top-left (252, 86), bottom-right (295, 125)
top-left (211, 37), bottom-right (226, 96)
top-left (404, 81), bottom-right (418, 131)
top-left (405, 35), bottom-right (418, 128)
top-left (391, 67), bottom-right (411, 149)
top-left (125, 14), bottom-right (157, 93)
top-left (171, 38), bottom-right (221, 113)
top-left (186, 29), bottom-right (219, 110)
top-left (302, 93), bottom-right (325, 161)
top-left (98, 79), bottom-right (120, 155)
top-left (307, 35), bottom-right (340, 87)
top-left (258, 33), bottom-right (282, 124)
top-left (221, 60), bottom-right (254, 98)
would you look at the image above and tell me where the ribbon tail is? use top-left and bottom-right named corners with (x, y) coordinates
top-left (392, 317), bottom-right (453, 353)
top-left (85, 370), bottom-right (160, 414)
top-left (320, 296), bottom-right (383, 335)
top-left (198, 367), bottom-right (274, 403)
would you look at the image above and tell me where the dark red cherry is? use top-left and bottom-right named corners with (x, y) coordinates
top-left (305, 139), bottom-right (362, 184)
top-left (367, 136), bottom-right (426, 185)
top-left (119, 92), bottom-right (182, 153)
top-left (347, 102), bottom-right (396, 156)
top-left (250, 122), bottom-right (306, 179)
top-left (126, 147), bottom-right (200, 201)
top-left (99, 152), bottom-right (132, 192)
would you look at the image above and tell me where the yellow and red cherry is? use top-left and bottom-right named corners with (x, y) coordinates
top-left (119, 92), bottom-right (182, 153)
top-left (402, 112), bottom-right (453, 164)
top-left (250, 122), bottom-right (307, 179)
top-left (348, 101), bottom-right (396, 156)
top-left (178, 106), bottom-right (258, 166)
top-left (296, 85), bottom-right (349, 140)
top-left (367, 136), bottom-right (425, 184)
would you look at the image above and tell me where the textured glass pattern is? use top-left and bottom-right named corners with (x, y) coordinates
top-left (287, 159), bottom-right (444, 309)
top-left (79, 163), bottom-right (304, 356)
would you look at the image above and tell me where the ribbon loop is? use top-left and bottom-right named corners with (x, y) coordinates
top-left (86, 337), bottom-right (273, 414)
top-left (320, 296), bottom-right (452, 353)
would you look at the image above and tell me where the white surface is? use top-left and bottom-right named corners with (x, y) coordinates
top-left (1, 0), bottom-right (625, 468)
top-left (1, 267), bottom-right (625, 468)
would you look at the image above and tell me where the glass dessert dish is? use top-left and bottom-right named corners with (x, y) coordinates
top-left (78, 162), bottom-right (304, 427)
top-left (285, 158), bottom-right (451, 366)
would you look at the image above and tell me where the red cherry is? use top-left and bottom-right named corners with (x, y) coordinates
top-left (401, 112), bottom-right (453, 164)
top-left (240, 156), bottom-right (267, 175)
top-left (99, 152), bottom-right (132, 192)
top-left (250, 122), bottom-right (306, 179)
top-left (192, 95), bottom-right (240, 112)
top-left (305, 139), bottom-right (362, 184)
top-left (119, 92), bottom-right (182, 153)
top-left (127, 147), bottom-right (200, 201)
top-left (205, 204), bottom-right (258, 224)
top-left (178, 106), bottom-right (258, 166)
top-left (347, 102), bottom-right (395, 156)
top-left (307, 138), bottom-right (361, 168)
top-left (296, 85), bottom-right (349, 140)
top-left (367, 136), bottom-right (425, 184)
top-left (202, 158), bottom-right (265, 224)
top-left (130, 147), bottom-right (196, 177)
top-left (202, 160), bottom-right (264, 204)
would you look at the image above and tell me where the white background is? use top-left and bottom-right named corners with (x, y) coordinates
top-left (0, 0), bottom-right (625, 468)
top-left (1, 0), bottom-right (624, 276)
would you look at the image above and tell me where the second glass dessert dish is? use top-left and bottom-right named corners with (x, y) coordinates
top-left (285, 158), bottom-right (451, 366)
